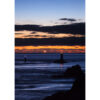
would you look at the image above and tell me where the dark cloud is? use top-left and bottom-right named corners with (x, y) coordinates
top-left (59, 18), bottom-right (76, 21)
top-left (41, 35), bottom-right (47, 37)
top-left (15, 23), bottom-right (85, 35)
top-left (15, 25), bottom-right (41, 31)
top-left (30, 32), bottom-right (36, 34)
top-left (33, 35), bottom-right (40, 37)
top-left (15, 33), bottom-right (23, 35)
top-left (24, 35), bottom-right (34, 37)
top-left (15, 37), bottom-right (85, 46)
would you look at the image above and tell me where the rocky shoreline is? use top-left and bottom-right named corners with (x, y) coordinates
top-left (43, 65), bottom-right (85, 100)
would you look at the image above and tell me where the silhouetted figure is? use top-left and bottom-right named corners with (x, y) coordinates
top-left (24, 55), bottom-right (27, 62)
top-left (60, 53), bottom-right (64, 61)
top-left (54, 53), bottom-right (65, 63)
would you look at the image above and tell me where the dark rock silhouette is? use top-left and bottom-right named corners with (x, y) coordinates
top-left (43, 75), bottom-right (85, 100)
top-left (43, 65), bottom-right (85, 100)
top-left (64, 64), bottom-right (83, 78)
top-left (52, 64), bottom-right (83, 78)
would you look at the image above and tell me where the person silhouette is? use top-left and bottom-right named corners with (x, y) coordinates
top-left (60, 53), bottom-right (64, 63)
top-left (24, 55), bottom-right (27, 62)
top-left (54, 53), bottom-right (66, 63)
top-left (60, 53), bottom-right (64, 61)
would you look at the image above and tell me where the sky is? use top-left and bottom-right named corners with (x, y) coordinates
top-left (15, 0), bottom-right (85, 53)
top-left (15, 0), bottom-right (85, 25)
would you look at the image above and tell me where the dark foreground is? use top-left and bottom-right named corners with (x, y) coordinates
top-left (42, 65), bottom-right (85, 100)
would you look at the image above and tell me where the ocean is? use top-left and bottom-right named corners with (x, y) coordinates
top-left (15, 53), bottom-right (85, 100)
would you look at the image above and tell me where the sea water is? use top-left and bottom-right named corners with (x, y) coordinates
top-left (15, 53), bottom-right (85, 100)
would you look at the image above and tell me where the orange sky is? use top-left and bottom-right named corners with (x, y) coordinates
top-left (15, 45), bottom-right (85, 53)
top-left (15, 30), bottom-right (85, 53)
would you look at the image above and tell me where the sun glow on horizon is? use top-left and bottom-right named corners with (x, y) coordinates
top-left (15, 45), bottom-right (85, 53)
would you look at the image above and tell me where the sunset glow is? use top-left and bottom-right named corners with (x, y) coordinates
top-left (15, 45), bottom-right (85, 53)
top-left (15, 0), bottom-right (85, 54)
top-left (15, 31), bottom-right (84, 39)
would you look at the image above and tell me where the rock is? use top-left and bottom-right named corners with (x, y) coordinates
top-left (64, 64), bottom-right (84, 78)
top-left (70, 74), bottom-right (85, 100)
top-left (43, 74), bottom-right (85, 100)
top-left (43, 65), bottom-right (85, 100)
top-left (52, 64), bottom-right (84, 78)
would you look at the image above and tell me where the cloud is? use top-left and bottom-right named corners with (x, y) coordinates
top-left (30, 31), bottom-right (36, 34)
top-left (15, 33), bottom-right (23, 35)
top-left (15, 23), bottom-right (85, 35)
top-left (15, 25), bottom-right (41, 31)
top-left (24, 34), bottom-right (47, 38)
top-left (15, 37), bottom-right (85, 46)
top-left (24, 35), bottom-right (34, 37)
top-left (59, 18), bottom-right (76, 21)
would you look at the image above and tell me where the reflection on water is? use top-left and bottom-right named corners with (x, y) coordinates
top-left (60, 63), bottom-right (63, 68)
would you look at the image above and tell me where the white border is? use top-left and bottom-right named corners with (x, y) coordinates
top-left (0, 0), bottom-right (14, 100)
top-left (86, 0), bottom-right (100, 100)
